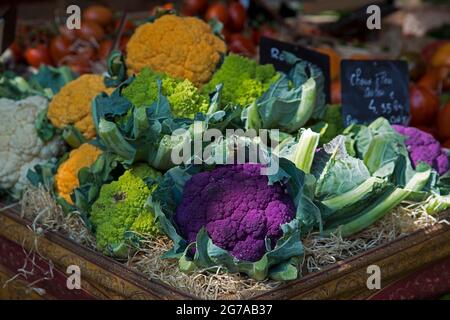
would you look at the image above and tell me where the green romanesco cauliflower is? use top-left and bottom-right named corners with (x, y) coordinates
top-left (90, 164), bottom-right (161, 258)
top-left (162, 77), bottom-right (209, 118)
top-left (122, 68), bottom-right (208, 119)
top-left (202, 54), bottom-right (280, 107)
top-left (122, 68), bottom-right (161, 108)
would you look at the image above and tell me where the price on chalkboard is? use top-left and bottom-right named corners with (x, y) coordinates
top-left (259, 37), bottom-right (331, 103)
top-left (341, 60), bottom-right (410, 126)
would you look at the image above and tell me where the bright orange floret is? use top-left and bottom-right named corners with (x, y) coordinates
top-left (47, 74), bottom-right (113, 139)
top-left (55, 143), bottom-right (102, 204)
top-left (126, 15), bottom-right (226, 87)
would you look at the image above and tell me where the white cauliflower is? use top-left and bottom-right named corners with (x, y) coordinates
top-left (0, 96), bottom-right (64, 198)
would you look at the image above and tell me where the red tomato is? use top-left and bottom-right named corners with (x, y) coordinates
top-left (222, 28), bottom-right (232, 42)
top-left (183, 0), bottom-right (208, 15)
top-left (162, 3), bottom-right (174, 10)
top-left (24, 44), bottom-right (52, 68)
top-left (205, 3), bottom-right (229, 25)
top-left (227, 2), bottom-right (246, 32)
top-left (422, 40), bottom-right (447, 63)
top-left (114, 19), bottom-right (134, 33)
top-left (50, 35), bottom-right (72, 63)
top-left (228, 33), bottom-right (255, 57)
top-left (331, 80), bottom-right (341, 104)
top-left (59, 25), bottom-right (77, 42)
top-left (76, 21), bottom-right (105, 42)
top-left (409, 84), bottom-right (440, 127)
top-left (78, 45), bottom-right (97, 61)
top-left (64, 56), bottom-right (91, 75)
top-left (418, 67), bottom-right (447, 93)
top-left (83, 5), bottom-right (113, 27)
top-left (437, 102), bottom-right (450, 141)
top-left (98, 39), bottom-right (113, 61)
top-left (9, 42), bottom-right (22, 61)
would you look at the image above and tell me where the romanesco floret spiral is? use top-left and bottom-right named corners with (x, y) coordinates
top-left (122, 68), bottom-right (208, 119)
top-left (202, 54), bottom-right (280, 107)
top-left (90, 164), bottom-right (161, 257)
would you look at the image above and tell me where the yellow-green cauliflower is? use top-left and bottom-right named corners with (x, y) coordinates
top-left (90, 164), bottom-right (161, 258)
top-left (122, 68), bottom-right (209, 119)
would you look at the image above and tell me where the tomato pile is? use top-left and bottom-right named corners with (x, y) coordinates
top-left (11, 5), bottom-right (134, 74)
top-left (182, 0), bottom-right (278, 57)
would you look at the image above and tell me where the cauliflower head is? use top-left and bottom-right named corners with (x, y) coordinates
top-left (162, 77), bottom-right (209, 118)
top-left (125, 15), bottom-right (226, 87)
top-left (393, 125), bottom-right (449, 175)
top-left (47, 74), bottom-right (113, 139)
top-left (54, 143), bottom-right (102, 204)
top-left (175, 163), bottom-right (295, 262)
top-left (122, 68), bottom-right (209, 119)
top-left (0, 96), bottom-right (63, 197)
top-left (202, 54), bottom-right (279, 107)
top-left (90, 164), bottom-right (161, 257)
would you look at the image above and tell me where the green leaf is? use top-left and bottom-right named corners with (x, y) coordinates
top-left (208, 18), bottom-right (224, 37)
top-left (243, 54), bottom-right (326, 133)
top-left (268, 260), bottom-right (299, 281)
top-left (30, 65), bottom-right (75, 96)
top-left (26, 159), bottom-right (59, 190)
top-left (92, 77), bottom-right (134, 130)
top-left (104, 50), bottom-right (127, 87)
top-left (35, 107), bottom-right (56, 142)
top-left (62, 125), bottom-right (86, 148)
top-left (324, 169), bottom-right (432, 237)
top-left (312, 136), bottom-right (371, 200)
top-left (179, 244), bottom-right (197, 273)
top-left (71, 152), bottom-right (126, 217)
top-left (0, 71), bottom-right (41, 99)
top-left (274, 128), bottom-right (320, 174)
top-left (346, 118), bottom-right (415, 181)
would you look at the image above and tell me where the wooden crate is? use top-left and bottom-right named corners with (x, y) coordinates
top-left (1, 203), bottom-right (450, 300)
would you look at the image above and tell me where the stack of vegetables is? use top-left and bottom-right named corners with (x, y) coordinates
top-left (10, 4), bottom-right (133, 74)
top-left (1, 13), bottom-right (450, 283)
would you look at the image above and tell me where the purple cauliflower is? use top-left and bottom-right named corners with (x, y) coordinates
top-left (174, 163), bottom-right (295, 262)
top-left (393, 125), bottom-right (449, 175)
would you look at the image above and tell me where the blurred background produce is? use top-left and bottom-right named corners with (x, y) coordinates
top-left (1, 0), bottom-right (449, 144)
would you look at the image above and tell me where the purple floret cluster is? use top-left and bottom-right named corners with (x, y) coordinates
top-left (393, 125), bottom-right (449, 175)
top-left (174, 163), bottom-right (295, 262)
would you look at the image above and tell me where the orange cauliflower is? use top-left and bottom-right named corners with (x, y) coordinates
top-left (125, 15), bottom-right (226, 87)
top-left (47, 74), bottom-right (113, 139)
top-left (54, 143), bottom-right (102, 204)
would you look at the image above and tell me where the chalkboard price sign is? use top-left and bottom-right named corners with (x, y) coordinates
top-left (341, 60), bottom-right (410, 126)
top-left (259, 36), bottom-right (331, 103)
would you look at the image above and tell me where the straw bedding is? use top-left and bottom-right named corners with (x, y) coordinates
top-left (2, 186), bottom-right (448, 300)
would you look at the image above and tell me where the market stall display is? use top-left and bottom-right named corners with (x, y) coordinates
top-left (0, 1), bottom-right (449, 300)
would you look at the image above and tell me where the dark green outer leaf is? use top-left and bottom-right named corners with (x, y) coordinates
top-left (31, 65), bottom-right (75, 96)
top-left (35, 107), bottom-right (56, 142)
